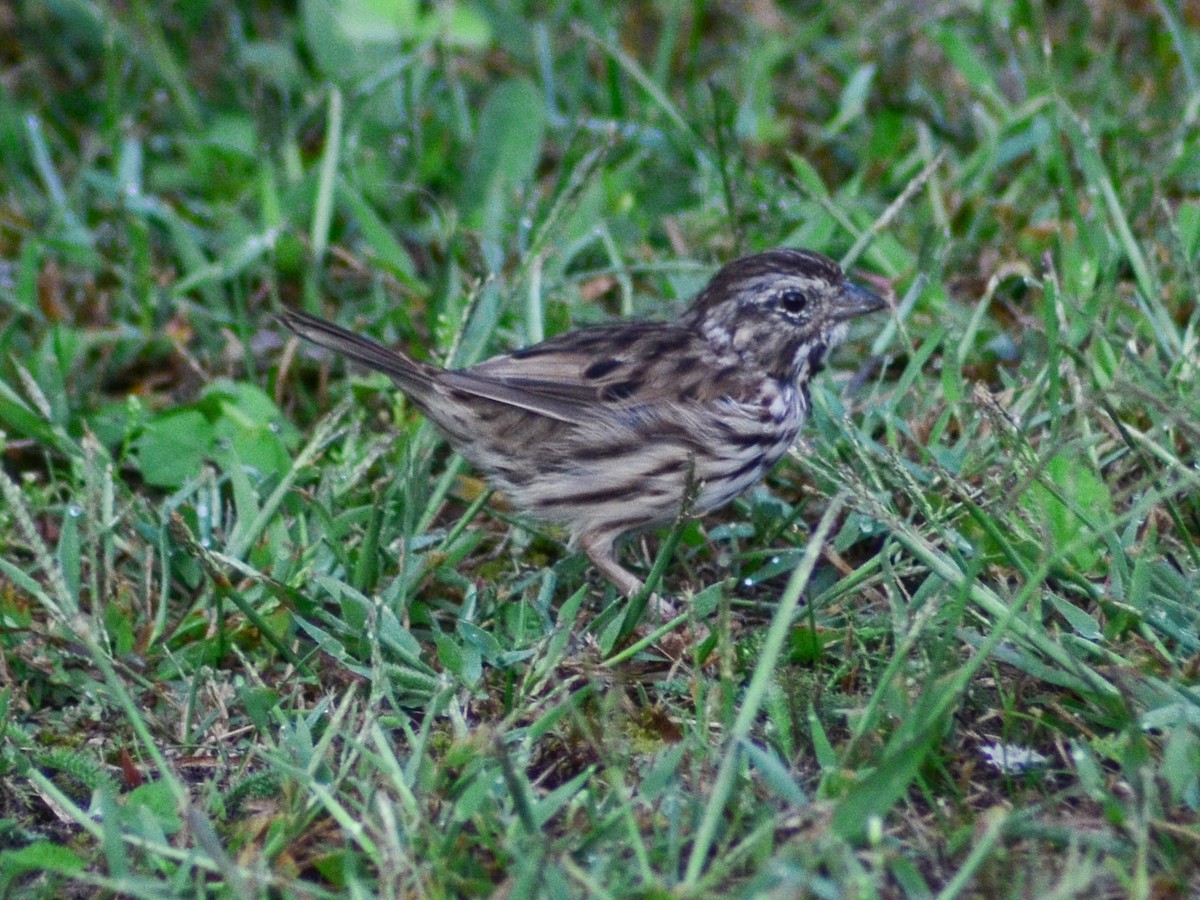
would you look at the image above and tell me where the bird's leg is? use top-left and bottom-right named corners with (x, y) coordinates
top-left (579, 531), bottom-right (678, 620)
top-left (579, 531), bottom-right (644, 599)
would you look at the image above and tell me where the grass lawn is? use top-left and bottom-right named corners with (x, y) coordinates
top-left (2, 0), bottom-right (1200, 896)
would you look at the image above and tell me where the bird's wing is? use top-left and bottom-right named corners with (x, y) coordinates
top-left (438, 370), bottom-right (603, 423)
top-left (441, 323), bottom-right (702, 425)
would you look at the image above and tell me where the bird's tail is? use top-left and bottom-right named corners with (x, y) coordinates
top-left (278, 307), bottom-right (436, 391)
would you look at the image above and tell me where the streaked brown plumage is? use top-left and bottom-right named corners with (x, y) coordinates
top-left (280, 248), bottom-right (885, 598)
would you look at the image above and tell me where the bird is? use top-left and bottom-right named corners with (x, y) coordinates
top-left (279, 248), bottom-right (886, 599)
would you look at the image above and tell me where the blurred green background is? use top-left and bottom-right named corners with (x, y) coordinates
top-left (1, 1), bottom-right (1199, 896)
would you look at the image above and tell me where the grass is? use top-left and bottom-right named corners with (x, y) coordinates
top-left (2, 0), bottom-right (1200, 895)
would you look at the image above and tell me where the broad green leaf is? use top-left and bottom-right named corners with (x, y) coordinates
top-left (301, 0), bottom-right (363, 79)
top-left (0, 842), bottom-right (85, 876)
top-left (135, 408), bottom-right (215, 488)
top-left (134, 381), bottom-right (299, 488)
top-left (461, 78), bottom-right (547, 252)
top-left (334, 0), bottom-right (420, 42)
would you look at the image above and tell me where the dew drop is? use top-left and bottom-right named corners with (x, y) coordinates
top-left (66, 504), bottom-right (84, 518)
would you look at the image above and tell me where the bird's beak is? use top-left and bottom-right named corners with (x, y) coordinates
top-left (832, 280), bottom-right (887, 321)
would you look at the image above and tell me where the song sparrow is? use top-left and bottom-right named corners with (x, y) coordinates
top-left (280, 248), bottom-right (885, 598)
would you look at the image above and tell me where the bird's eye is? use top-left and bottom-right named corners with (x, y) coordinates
top-left (778, 289), bottom-right (809, 315)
